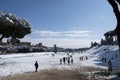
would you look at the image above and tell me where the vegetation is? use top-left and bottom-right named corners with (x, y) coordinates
top-left (0, 12), bottom-right (31, 44)
top-left (115, 70), bottom-right (120, 77)
top-left (94, 71), bottom-right (110, 77)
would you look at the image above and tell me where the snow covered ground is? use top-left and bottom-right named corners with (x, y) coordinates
top-left (0, 45), bottom-right (120, 77)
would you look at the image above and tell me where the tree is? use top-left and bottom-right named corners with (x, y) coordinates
top-left (53, 44), bottom-right (57, 54)
top-left (0, 12), bottom-right (31, 44)
top-left (101, 39), bottom-right (104, 45)
top-left (10, 37), bottom-right (20, 45)
top-left (91, 41), bottom-right (94, 47)
top-left (107, 0), bottom-right (120, 49)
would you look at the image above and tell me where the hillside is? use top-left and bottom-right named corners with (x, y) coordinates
top-left (86, 45), bottom-right (120, 70)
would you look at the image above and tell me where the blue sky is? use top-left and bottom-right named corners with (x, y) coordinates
top-left (0, 0), bottom-right (117, 48)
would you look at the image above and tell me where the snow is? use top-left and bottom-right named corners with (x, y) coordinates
top-left (0, 45), bottom-right (120, 79)
top-left (0, 12), bottom-right (31, 28)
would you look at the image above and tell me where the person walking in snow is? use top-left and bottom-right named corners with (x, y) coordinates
top-left (108, 60), bottom-right (112, 73)
top-left (71, 58), bottom-right (73, 64)
top-left (86, 56), bottom-right (88, 60)
top-left (102, 58), bottom-right (104, 62)
top-left (63, 57), bottom-right (66, 64)
top-left (60, 58), bottom-right (62, 65)
top-left (104, 58), bottom-right (106, 63)
top-left (68, 58), bottom-right (70, 64)
top-left (115, 54), bottom-right (118, 58)
top-left (34, 61), bottom-right (39, 72)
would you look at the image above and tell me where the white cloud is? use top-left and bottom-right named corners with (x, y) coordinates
top-left (64, 31), bottom-right (92, 34)
top-left (20, 30), bottom-right (99, 48)
top-left (34, 30), bottom-right (61, 37)
top-left (64, 30), bottom-right (92, 37)
top-left (33, 30), bottom-right (92, 37)
top-left (21, 36), bottom-right (99, 48)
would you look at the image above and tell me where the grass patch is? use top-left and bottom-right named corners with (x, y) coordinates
top-left (115, 70), bottom-right (120, 77)
top-left (80, 66), bottom-right (106, 72)
top-left (94, 71), bottom-right (110, 76)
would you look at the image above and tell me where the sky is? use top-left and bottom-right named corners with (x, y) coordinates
top-left (0, 0), bottom-right (117, 48)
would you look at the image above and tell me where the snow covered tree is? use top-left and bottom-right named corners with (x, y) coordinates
top-left (0, 12), bottom-right (31, 43)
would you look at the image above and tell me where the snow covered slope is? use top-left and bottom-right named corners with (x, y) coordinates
top-left (86, 45), bottom-right (120, 69)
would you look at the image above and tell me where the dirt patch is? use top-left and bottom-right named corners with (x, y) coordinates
top-left (0, 67), bottom-right (109, 80)
top-left (0, 69), bottom-right (87, 80)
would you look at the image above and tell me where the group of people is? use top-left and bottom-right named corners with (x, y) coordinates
top-left (79, 56), bottom-right (88, 61)
top-left (60, 56), bottom-right (73, 65)
top-left (101, 58), bottom-right (107, 63)
top-left (102, 58), bottom-right (112, 73)
top-left (34, 53), bottom-right (115, 73)
top-left (102, 53), bottom-right (119, 73)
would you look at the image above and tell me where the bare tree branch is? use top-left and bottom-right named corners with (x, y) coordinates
top-left (108, 0), bottom-right (120, 22)
top-left (116, 0), bottom-right (120, 5)
top-left (107, 0), bottom-right (120, 49)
